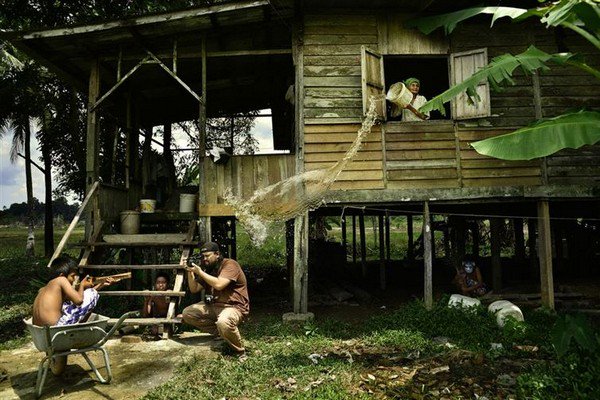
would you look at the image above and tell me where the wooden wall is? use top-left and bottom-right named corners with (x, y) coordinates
top-left (304, 124), bottom-right (384, 190)
top-left (201, 154), bottom-right (296, 206)
top-left (300, 12), bottom-right (600, 195)
top-left (303, 13), bottom-right (377, 124)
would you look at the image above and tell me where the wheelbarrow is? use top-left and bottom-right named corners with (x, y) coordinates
top-left (23, 310), bottom-right (139, 398)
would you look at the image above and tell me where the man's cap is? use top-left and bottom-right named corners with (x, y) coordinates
top-left (199, 241), bottom-right (220, 253)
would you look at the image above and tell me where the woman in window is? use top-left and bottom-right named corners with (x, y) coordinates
top-left (401, 77), bottom-right (430, 121)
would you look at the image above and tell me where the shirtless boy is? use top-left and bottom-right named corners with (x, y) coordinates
top-left (33, 255), bottom-right (114, 326)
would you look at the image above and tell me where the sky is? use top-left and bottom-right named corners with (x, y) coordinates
top-left (0, 112), bottom-right (280, 209)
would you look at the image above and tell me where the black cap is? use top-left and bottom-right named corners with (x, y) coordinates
top-left (199, 241), bottom-right (220, 253)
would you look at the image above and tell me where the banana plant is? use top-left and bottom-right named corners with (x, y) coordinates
top-left (406, 1), bottom-right (600, 160)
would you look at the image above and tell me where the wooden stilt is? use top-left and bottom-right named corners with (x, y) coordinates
top-left (352, 214), bottom-right (357, 265)
top-left (378, 214), bottom-right (386, 290)
top-left (293, 212), bottom-right (309, 313)
top-left (85, 59), bottom-right (100, 239)
top-left (537, 200), bottom-right (555, 310)
top-left (472, 220), bottom-right (480, 259)
top-left (385, 211), bottom-right (391, 262)
top-left (359, 211), bottom-right (367, 278)
top-left (407, 215), bottom-right (414, 262)
top-left (491, 217), bottom-right (502, 291)
top-left (514, 218), bottom-right (525, 264)
top-left (341, 213), bottom-right (347, 264)
top-left (423, 202), bottom-right (433, 310)
top-left (527, 218), bottom-right (539, 280)
top-left (286, 219), bottom-right (294, 302)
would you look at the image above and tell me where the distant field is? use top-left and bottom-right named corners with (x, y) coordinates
top-left (0, 225), bottom-right (85, 259)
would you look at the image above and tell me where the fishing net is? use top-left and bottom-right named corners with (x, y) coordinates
top-left (225, 99), bottom-right (380, 244)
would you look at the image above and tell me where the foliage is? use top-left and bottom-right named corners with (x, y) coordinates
top-left (472, 110), bottom-right (600, 160)
top-left (0, 197), bottom-right (80, 225)
top-left (551, 313), bottom-right (599, 357)
top-left (407, 1), bottom-right (600, 160)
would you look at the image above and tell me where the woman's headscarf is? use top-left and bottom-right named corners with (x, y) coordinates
top-left (404, 77), bottom-right (420, 87)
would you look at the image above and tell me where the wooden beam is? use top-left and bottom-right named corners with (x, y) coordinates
top-left (491, 217), bottom-right (502, 291)
top-left (85, 59), bottom-right (101, 239)
top-left (359, 211), bottom-right (367, 278)
top-left (293, 212), bottom-right (309, 313)
top-left (537, 200), bottom-right (555, 310)
top-left (147, 50), bottom-right (201, 102)
top-left (47, 182), bottom-right (100, 268)
top-left (352, 214), bottom-right (357, 265)
top-left (378, 214), bottom-right (386, 290)
top-left (407, 214), bottom-right (414, 262)
top-left (341, 212), bottom-right (347, 264)
top-left (423, 202), bottom-right (433, 310)
top-left (91, 56), bottom-right (148, 111)
top-left (17, 0), bottom-right (271, 39)
top-left (514, 218), bottom-right (525, 264)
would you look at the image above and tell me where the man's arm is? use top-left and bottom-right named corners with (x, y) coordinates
top-left (186, 264), bottom-right (231, 291)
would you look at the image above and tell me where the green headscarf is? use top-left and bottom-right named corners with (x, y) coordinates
top-left (404, 77), bottom-right (420, 87)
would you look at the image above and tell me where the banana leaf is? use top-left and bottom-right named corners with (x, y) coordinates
top-left (419, 46), bottom-right (574, 115)
top-left (404, 6), bottom-right (534, 35)
top-left (471, 110), bottom-right (600, 160)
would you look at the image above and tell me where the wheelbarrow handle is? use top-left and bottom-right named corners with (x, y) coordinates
top-left (98, 311), bottom-right (140, 346)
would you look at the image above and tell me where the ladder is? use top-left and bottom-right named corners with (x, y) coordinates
top-left (79, 214), bottom-right (197, 338)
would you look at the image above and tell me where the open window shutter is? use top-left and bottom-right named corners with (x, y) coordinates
top-left (361, 46), bottom-right (386, 121)
top-left (451, 48), bottom-right (491, 120)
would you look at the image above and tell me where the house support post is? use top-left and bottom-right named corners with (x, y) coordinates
top-left (491, 217), bottom-right (502, 291)
top-left (341, 212), bottom-right (347, 265)
top-left (359, 211), bottom-right (367, 278)
top-left (407, 215), bottom-right (414, 263)
top-left (514, 218), bottom-right (525, 265)
top-left (85, 59), bottom-right (101, 240)
top-left (537, 200), bottom-right (555, 310)
top-left (352, 214), bottom-right (357, 265)
top-left (197, 35), bottom-right (208, 243)
top-left (378, 214), bottom-right (386, 290)
top-left (528, 218), bottom-right (539, 280)
top-left (292, 212), bottom-right (309, 314)
top-left (423, 201), bottom-right (433, 310)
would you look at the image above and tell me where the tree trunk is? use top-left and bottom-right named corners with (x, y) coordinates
top-left (42, 113), bottom-right (54, 257)
top-left (24, 119), bottom-right (35, 257)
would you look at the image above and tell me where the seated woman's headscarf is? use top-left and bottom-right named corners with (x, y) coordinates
top-left (404, 77), bottom-right (420, 87)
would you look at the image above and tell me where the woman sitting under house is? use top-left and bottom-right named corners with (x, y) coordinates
top-left (453, 256), bottom-right (489, 297)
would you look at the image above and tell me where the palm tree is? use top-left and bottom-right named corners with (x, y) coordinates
top-left (0, 49), bottom-right (44, 256)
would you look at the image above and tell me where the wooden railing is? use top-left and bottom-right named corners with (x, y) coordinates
top-left (46, 181), bottom-right (100, 268)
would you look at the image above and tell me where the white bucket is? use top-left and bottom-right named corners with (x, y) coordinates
top-left (488, 300), bottom-right (524, 327)
top-left (139, 199), bottom-right (157, 213)
top-left (120, 211), bottom-right (140, 234)
top-left (179, 193), bottom-right (197, 213)
top-left (386, 82), bottom-right (413, 108)
top-left (448, 294), bottom-right (481, 309)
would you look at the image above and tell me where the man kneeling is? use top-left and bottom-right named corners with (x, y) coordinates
top-left (32, 255), bottom-right (114, 374)
top-left (182, 242), bottom-right (250, 359)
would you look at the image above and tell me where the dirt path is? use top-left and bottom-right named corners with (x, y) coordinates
top-left (0, 333), bottom-right (219, 400)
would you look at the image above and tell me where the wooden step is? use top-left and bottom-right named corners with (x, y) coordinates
top-left (100, 290), bottom-right (186, 297)
top-left (108, 317), bottom-right (183, 326)
top-left (140, 212), bottom-right (197, 222)
top-left (84, 264), bottom-right (183, 270)
top-left (81, 241), bottom-right (195, 247)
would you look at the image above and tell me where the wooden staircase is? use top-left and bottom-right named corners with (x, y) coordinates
top-left (78, 215), bottom-right (197, 338)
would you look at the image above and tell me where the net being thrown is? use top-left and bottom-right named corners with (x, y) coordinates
top-left (225, 98), bottom-right (380, 244)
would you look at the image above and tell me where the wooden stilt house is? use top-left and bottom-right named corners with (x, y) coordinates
top-left (4, 0), bottom-right (600, 324)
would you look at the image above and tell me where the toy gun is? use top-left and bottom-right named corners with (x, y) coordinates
top-left (92, 272), bottom-right (132, 284)
top-left (73, 272), bottom-right (132, 288)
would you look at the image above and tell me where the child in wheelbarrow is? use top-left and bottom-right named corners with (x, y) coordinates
top-left (32, 255), bottom-right (115, 374)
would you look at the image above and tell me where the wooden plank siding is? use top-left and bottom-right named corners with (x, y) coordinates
top-left (199, 155), bottom-right (296, 215)
top-left (303, 14), bottom-right (378, 124)
top-left (385, 122), bottom-right (459, 189)
top-left (304, 124), bottom-right (385, 190)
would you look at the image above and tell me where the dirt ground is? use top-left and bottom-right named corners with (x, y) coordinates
top-left (0, 332), bottom-right (220, 400)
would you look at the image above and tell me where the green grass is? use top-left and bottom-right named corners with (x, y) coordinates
top-left (141, 300), bottom-right (594, 400)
